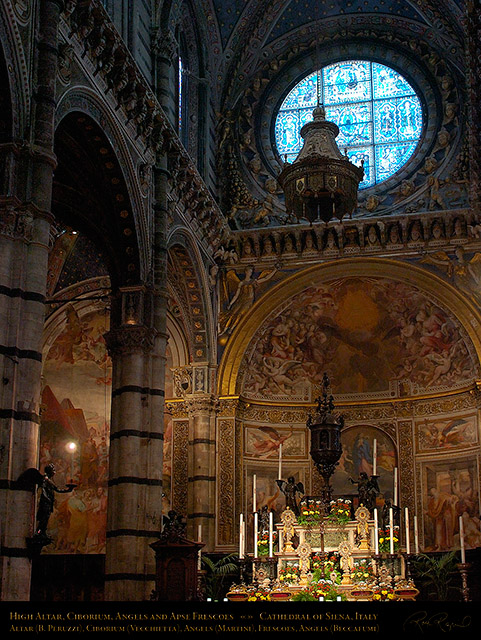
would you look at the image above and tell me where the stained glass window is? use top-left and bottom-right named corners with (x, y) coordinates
top-left (275, 60), bottom-right (423, 188)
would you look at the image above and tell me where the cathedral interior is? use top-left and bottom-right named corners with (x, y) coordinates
top-left (1, 0), bottom-right (481, 603)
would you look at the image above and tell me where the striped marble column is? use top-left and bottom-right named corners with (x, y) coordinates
top-left (0, 0), bottom-right (63, 601)
top-left (104, 313), bottom-right (166, 601)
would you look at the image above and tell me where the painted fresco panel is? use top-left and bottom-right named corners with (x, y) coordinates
top-left (421, 457), bottom-right (481, 552)
top-left (40, 307), bottom-right (111, 554)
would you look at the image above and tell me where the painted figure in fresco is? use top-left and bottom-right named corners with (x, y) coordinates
top-left (426, 486), bottom-right (458, 550)
top-left (35, 463), bottom-right (76, 538)
top-left (252, 426), bottom-right (293, 458)
top-left (276, 476), bottom-right (304, 516)
top-left (219, 266), bottom-right (278, 337)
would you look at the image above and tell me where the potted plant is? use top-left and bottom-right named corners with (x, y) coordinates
top-left (201, 553), bottom-right (239, 601)
top-left (410, 551), bottom-right (460, 601)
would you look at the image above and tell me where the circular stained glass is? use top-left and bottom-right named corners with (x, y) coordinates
top-left (275, 60), bottom-right (423, 189)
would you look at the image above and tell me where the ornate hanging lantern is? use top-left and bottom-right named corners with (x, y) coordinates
top-left (277, 105), bottom-right (364, 224)
top-left (307, 373), bottom-right (344, 510)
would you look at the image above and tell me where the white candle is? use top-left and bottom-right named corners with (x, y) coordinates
top-left (374, 508), bottom-right (379, 554)
top-left (372, 439), bottom-right (377, 476)
top-left (253, 474), bottom-right (257, 513)
top-left (459, 515), bottom-right (466, 563)
top-left (254, 512), bottom-right (258, 558)
top-left (405, 507), bottom-right (410, 555)
top-left (393, 468), bottom-right (398, 505)
top-left (269, 511), bottom-right (274, 557)
top-left (389, 507), bottom-right (394, 554)
top-left (278, 444), bottom-right (282, 479)
top-left (239, 514), bottom-right (244, 559)
top-left (414, 515), bottom-right (419, 554)
top-left (197, 525), bottom-right (202, 569)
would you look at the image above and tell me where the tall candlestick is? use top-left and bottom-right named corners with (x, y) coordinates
top-left (389, 507), bottom-right (394, 554)
top-left (239, 514), bottom-right (244, 559)
top-left (253, 475), bottom-right (257, 513)
top-left (254, 512), bottom-right (258, 558)
top-left (372, 439), bottom-right (377, 477)
top-left (278, 444), bottom-right (282, 479)
top-left (393, 467), bottom-right (398, 505)
top-left (404, 507), bottom-right (410, 555)
top-left (374, 508), bottom-right (379, 555)
top-left (197, 524), bottom-right (202, 569)
top-left (414, 515), bottom-right (419, 554)
top-left (459, 515), bottom-right (466, 563)
top-left (269, 511), bottom-right (274, 557)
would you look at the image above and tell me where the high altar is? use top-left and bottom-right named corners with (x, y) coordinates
top-left (228, 376), bottom-right (421, 602)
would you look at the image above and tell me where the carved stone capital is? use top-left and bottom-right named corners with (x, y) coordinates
top-left (104, 325), bottom-right (157, 357)
top-left (0, 203), bottom-right (36, 242)
top-left (152, 28), bottom-right (178, 62)
top-left (185, 394), bottom-right (219, 416)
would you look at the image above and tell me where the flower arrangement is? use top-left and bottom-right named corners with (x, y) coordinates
top-left (278, 564), bottom-right (301, 584)
top-left (351, 559), bottom-right (375, 584)
top-left (257, 531), bottom-right (277, 556)
top-left (378, 527), bottom-right (400, 553)
top-left (247, 586), bottom-right (271, 601)
top-left (372, 584), bottom-right (396, 601)
top-left (326, 498), bottom-right (352, 525)
top-left (292, 581), bottom-right (346, 602)
top-left (297, 500), bottom-right (322, 526)
top-left (311, 553), bottom-right (341, 583)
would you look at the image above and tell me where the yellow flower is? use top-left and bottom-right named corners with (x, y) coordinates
top-left (373, 594), bottom-right (381, 600)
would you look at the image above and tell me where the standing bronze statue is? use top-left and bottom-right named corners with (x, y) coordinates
top-left (349, 471), bottom-right (379, 514)
top-left (276, 476), bottom-right (304, 516)
top-left (35, 463), bottom-right (76, 539)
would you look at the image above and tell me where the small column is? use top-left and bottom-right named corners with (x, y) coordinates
top-left (186, 394), bottom-right (218, 551)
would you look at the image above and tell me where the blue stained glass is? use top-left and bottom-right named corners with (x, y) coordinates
top-left (283, 73), bottom-right (318, 109)
top-left (372, 63), bottom-right (413, 99)
top-left (275, 60), bottom-right (423, 188)
top-left (348, 147), bottom-right (374, 188)
top-left (327, 102), bottom-right (372, 147)
top-left (275, 109), bottom-right (302, 154)
top-left (375, 142), bottom-right (417, 180)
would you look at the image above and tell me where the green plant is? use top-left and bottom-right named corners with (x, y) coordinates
top-left (201, 553), bottom-right (239, 600)
top-left (410, 551), bottom-right (460, 601)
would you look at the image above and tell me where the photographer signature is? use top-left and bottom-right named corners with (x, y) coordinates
top-left (403, 611), bottom-right (472, 633)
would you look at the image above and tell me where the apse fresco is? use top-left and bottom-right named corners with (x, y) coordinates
top-left (422, 459), bottom-right (481, 552)
top-left (242, 277), bottom-right (477, 400)
top-left (39, 306), bottom-right (111, 554)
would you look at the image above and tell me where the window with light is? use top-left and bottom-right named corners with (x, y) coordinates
top-left (275, 60), bottom-right (423, 189)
